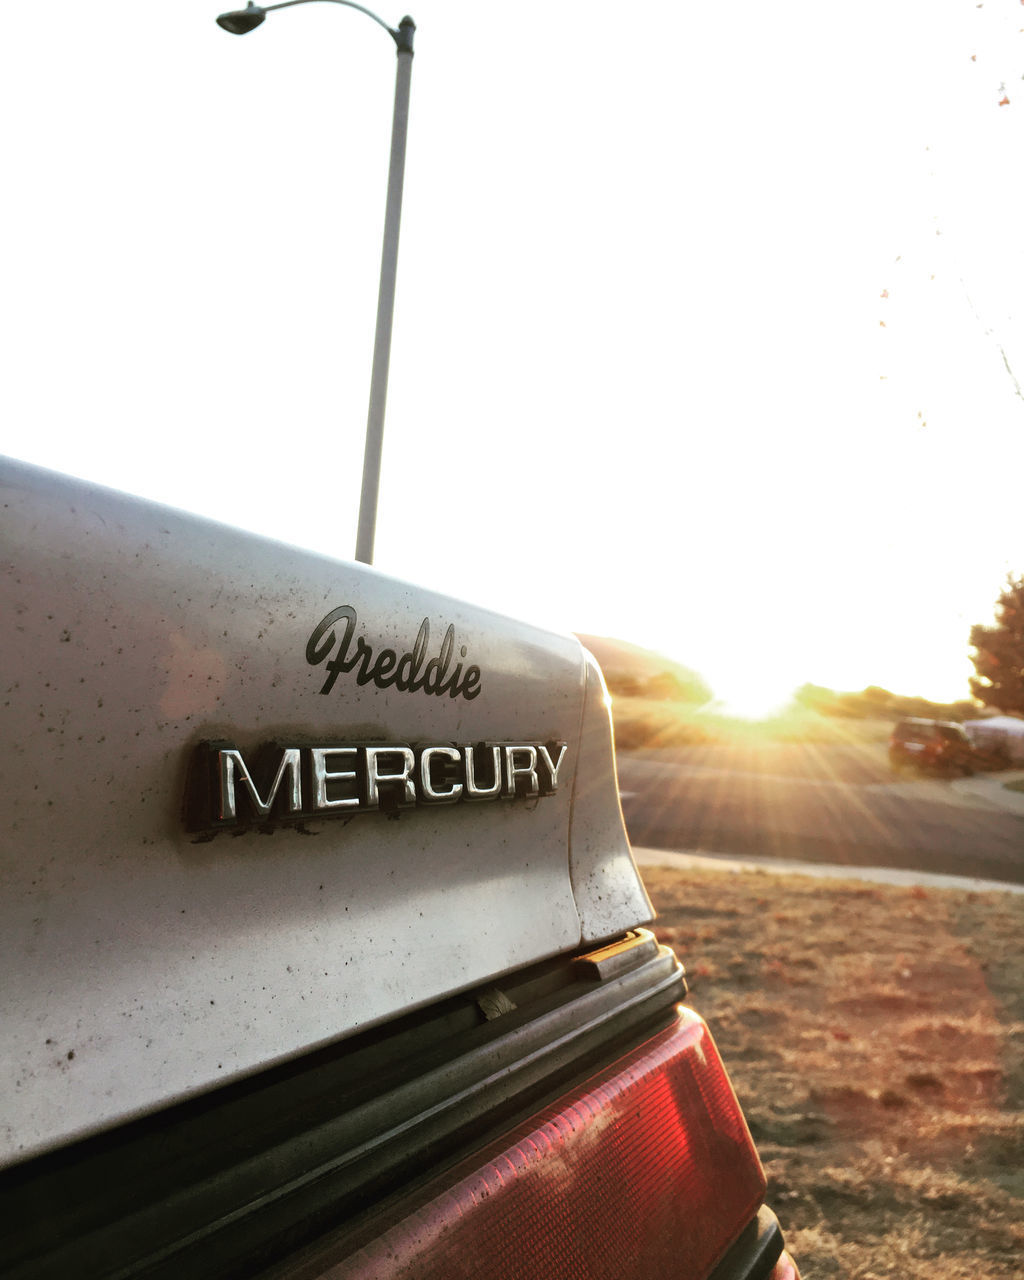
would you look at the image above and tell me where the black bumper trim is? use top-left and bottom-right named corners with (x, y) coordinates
top-left (710, 1205), bottom-right (786, 1280)
top-left (1, 937), bottom-right (685, 1280)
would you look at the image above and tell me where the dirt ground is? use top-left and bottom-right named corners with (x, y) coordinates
top-left (643, 865), bottom-right (1024, 1278)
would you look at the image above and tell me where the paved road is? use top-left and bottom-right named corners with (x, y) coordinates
top-left (617, 744), bottom-right (1024, 886)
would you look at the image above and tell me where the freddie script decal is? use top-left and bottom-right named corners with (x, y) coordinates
top-left (306, 606), bottom-right (482, 701)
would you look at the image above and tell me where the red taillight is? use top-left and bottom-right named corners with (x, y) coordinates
top-left (328, 1008), bottom-right (766, 1279)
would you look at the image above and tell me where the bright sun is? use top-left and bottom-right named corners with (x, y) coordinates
top-left (707, 677), bottom-right (800, 722)
top-left (696, 645), bottom-right (808, 727)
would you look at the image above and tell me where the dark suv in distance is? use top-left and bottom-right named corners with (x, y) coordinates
top-left (889, 718), bottom-right (976, 776)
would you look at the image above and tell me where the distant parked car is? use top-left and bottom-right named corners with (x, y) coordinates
top-left (889, 718), bottom-right (976, 776)
top-left (962, 715), bottom-right (1024, 767)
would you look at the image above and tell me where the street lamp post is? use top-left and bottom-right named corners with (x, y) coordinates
top-left (216, 1), bottom-right (415, 566)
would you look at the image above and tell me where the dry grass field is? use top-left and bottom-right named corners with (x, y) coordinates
top-left (643, 865), bottom-right (1024, 1278)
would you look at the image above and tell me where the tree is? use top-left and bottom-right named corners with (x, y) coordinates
top-left (970, 575), bottom-right (1024, 714)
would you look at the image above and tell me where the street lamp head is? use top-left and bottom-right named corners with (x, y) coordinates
top-left (216, 3), bottom-right (266, 34)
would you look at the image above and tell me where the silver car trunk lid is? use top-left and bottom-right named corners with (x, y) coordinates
top-left (0, 459), bottom-right (651, 1166)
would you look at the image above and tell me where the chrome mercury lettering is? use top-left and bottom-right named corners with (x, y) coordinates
top-left (185, 740), bottom-right (567, 835)
top-left (364, 746), bottom-right (417, 809)
top-left (306, 606), bottom-right (482, 701)
top-left (420, 746), bottom-right (463, 803)
top-left (218, 747), bottom-right (302, 822)
top-left (503, 745), bottom-right (539, 797)
top-left (310, 747), bottom-right (358, 811)
top-left (538, 743), bottom-right (567, 789)
top-left (463, 744), bottom-right (502, 801)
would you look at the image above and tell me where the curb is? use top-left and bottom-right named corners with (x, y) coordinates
top-left (632, 846), bottom-right (1024, 896)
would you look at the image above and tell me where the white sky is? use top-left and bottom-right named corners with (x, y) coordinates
top-left (3, 1), bottom-right (1023, 711)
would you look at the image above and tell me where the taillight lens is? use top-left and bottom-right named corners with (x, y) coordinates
top-left (328, 1007), bottom-right (766, 1279)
